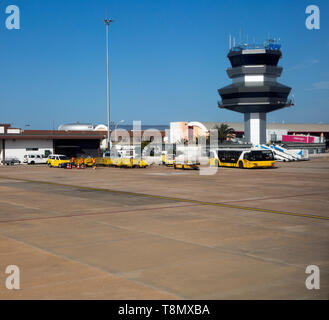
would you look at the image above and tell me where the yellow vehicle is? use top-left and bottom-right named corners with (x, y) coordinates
top-left (73, 157), bottom-right (94, 167)
top-left (83, 158), bottom-right (94, 167)
top-left (103, 157), bottom-right (113, 166)
top-left (174, 161), bottom-right (199, 170)
top-left (118, 158), bottom-right (148, 168)
top-left (209, 149), bottom-right (275, 169)
top-left (103, 149), bottom-right (148, 168)
top-left (47, 154), bottom-right (71, 168)
top-left (164, 154), bottom-right (175, 167)
top-left (133, 159), bottom-right (148, 168)
top-left (173, 153), bottom-right (199, 170)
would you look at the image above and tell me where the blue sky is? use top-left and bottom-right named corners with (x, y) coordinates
top-left (1, 0), bottom-right (328, 129)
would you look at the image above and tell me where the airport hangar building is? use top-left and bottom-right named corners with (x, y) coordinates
top-left (0, 123), bottom-right (166, 163)
top-left (0, 124), bottom-right (106, 163)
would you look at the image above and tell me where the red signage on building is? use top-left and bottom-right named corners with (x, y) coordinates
top-left (282, 135), bottom-right (315, 143)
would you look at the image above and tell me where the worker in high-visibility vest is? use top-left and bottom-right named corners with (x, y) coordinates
top-left (92, 157), bottom-right (96, 170)
top-left (80, 157), bottom-right (84, 169)
top-left (71, 157), bottom-right (75, 168)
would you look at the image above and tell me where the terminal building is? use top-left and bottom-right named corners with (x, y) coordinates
top-left (169, 121), bottom-right (328, 153)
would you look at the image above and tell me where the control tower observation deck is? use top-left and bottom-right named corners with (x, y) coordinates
top-left (218, 40), bottom-right (293, 145)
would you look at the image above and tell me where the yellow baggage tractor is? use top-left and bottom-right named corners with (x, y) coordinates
top-left (174, 160), bottom-right (200, 170)
top-left (173, 152), bottom-right (200, 170)
top-left (164, 154), bottom-right (175, 167)
top-left (133, 159), bottom-right (148, 168)
top-left (72, 157), bottom-right (93, 167)
top-left (83, 158), bottom-right (94, 167)
top-left (117, 158), bottom-right (148, 168)
top-left (103, 157), bottom-right (113, 166)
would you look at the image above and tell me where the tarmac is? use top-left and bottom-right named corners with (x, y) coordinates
top-left (0, 157), bottom-right (328, 299)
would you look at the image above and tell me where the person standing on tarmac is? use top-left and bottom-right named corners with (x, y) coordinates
top-left (80, 157), bottom-right (84, 169)
top-left (71, 157), bottom-right (75, 168)
top-left (92, 157), bottom-right (96, 170)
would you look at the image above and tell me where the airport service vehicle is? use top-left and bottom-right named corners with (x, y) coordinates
top-left (161, 150), bottom-right (175, 166)
top-left (173, 152), bottom-right (200, 170)
top-left (1, 158), bottom-right (21, 165)
top-left (254, 144), bottom-right (294, 162)
top-left (73, 157), bottom-right (94, 167)
top-left (103, 147), bottom-right (148, 168)
top-left (286, 148), bottom-right (309, 161)
top-left (24, 154), bottom-right (48, 165)
top-left (173, 146), bottom-right (207, 170)
top-left (174, 159), bottom-right (200, 170)
top-left (270, 145), bottom-right (309, 161)
top-left (47, 155), bottom-right (71, 168)
top-left (163, 153), bottom-right (175, 167)
top-left (209, 149), bottom-right (275, 169)
top-left (255, 145), bottom-right (309, 161)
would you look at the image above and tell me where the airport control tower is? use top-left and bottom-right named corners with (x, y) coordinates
top-left (218, 40), bottom-right (293, 145)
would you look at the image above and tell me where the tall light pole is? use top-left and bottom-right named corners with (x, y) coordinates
top-left (104, 18), bottom-right (114, 150)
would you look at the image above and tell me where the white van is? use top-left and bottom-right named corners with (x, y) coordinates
top-left (23, 154), bottom-right (48, 165)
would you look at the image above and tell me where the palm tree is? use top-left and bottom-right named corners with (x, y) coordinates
top-left (213, 123), bottom-right (235, 143)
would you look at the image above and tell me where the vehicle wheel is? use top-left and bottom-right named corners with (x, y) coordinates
top-left (174, 164), bottom-right (177, 169)
top-left (238, 161), bottom-right (244, 169)
top-left (31, 161), bottom-right (35, 165)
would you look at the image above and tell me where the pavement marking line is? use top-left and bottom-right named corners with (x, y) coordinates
top-left (0, 175), bottom-right (328, 221)
top-left (0, 203), bottom-right (204, 224)
top-left (219, 191), bottom-right (329, 203)
top-left (0, 199), bottom-right (40, 210)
